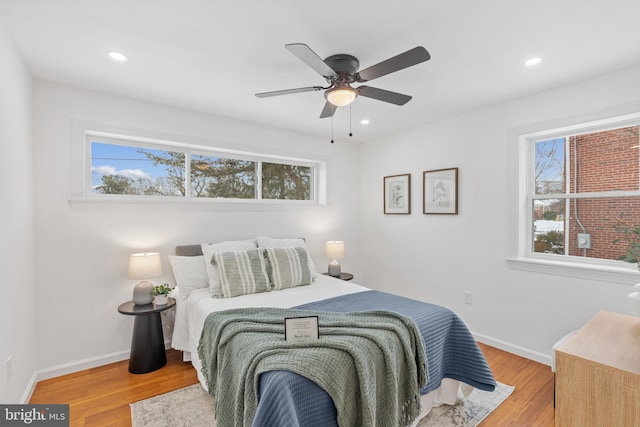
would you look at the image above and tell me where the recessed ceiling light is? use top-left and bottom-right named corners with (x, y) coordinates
top-left (360, 119), bottom-right (370, 125)
top-left (108, 51), bottom-right (128, 62)
top-left (525, 57), bottom-right (542, 67)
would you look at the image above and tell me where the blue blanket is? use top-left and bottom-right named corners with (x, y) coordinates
top-left (250, 290), bottom-right (495, 427)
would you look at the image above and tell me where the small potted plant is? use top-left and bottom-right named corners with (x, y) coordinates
top-left (152, 284), bottom-right (172, 305)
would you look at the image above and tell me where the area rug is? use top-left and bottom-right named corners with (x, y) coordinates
top-left (131, 382), bottom-right (514, 427)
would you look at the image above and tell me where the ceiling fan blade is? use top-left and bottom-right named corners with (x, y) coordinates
top-left (285, 43), bottom-right (338, 79)
top-left (319, 101), bottom-right (337, 118)
top-left (356, 46), bottom-right (430, 82)
top-left (357, 86), bottom-right (412, 105)
top-left (255, 86), bottom-right (324, 98)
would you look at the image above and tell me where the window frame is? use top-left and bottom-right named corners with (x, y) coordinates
top-left (71, 124), bottom-right (328, 208)
top-left (508, 109), bottom-right (640, 284)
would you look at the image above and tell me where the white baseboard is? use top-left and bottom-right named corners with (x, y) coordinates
top-left (473, 331), bottom-right (553, 367)
top-left (36, 349), bottom-right (131, 381)
top-left (21, 341), bottom-right (172, 403)
top-left (20, 373), bottom-right (38, 404)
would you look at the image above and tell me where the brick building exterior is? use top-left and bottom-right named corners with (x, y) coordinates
top-left (566, 125), bottom-right (640, 260)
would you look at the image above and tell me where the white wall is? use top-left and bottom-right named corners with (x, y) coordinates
top-left (31, 81), bottom-right (363, 376)
top-left (0, 23), bottom-right (37, 402)
top-left (360, 65), bottom-right (640, 363)
top-left (23, 49), bottom-right (640, 391)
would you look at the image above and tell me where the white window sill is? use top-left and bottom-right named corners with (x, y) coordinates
top-left (506, 257), bottom-right (639, 285)
top-left (68, 197), bottom-right (330, 212)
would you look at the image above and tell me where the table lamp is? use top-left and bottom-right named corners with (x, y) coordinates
top-left (325, 241), bottom-right (345, 277)
top-left (128, 252), bottom-right (162, 305)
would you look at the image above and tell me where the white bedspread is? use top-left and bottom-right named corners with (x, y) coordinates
top-left (171, 275), bottom-right (368, 357)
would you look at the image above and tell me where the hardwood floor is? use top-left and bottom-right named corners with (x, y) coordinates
top-left (29, 350), bottom-right (198, 426)
top-left (29, 345), bottom-right (555, 426)
top-left (478, 343), bottom-right (555, 426)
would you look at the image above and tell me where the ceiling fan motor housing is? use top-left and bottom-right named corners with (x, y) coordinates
top-left (324, 54), bottom-right (360, 80)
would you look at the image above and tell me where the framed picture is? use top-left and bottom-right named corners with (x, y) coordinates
top-left (423, 168), bottom-right (458, 215)
top-left (384, 174), bottom-right (411, 214)
top-left (285, 316), bottom-right (319, 341)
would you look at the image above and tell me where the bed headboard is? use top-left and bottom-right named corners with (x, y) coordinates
top-left (175, 238), bottom-right (306, 257)
top-left (175, 245), bottom-right (203, 256)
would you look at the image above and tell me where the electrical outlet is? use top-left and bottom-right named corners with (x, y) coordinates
top-left (6, 355), bottom-right (12, 382)
top-left (464, 291), bottom-right (472, 305)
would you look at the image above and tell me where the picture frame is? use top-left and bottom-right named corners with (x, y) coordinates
top-left (384, 174), bottom-right (411, 214)
top-left (423, 168), bottom-right (458, 215)
top-left (284, 316), bottom-right (319, 341)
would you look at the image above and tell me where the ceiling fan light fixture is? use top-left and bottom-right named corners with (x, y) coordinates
top-left (326, 86), bottom-right (358, 107)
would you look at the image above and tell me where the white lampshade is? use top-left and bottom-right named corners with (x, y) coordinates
top-left (325, 86), bottom-right (357, 107)
top-left (128, 252), bottom-right (162, 305)
top-left (325, 241), bottom-right (345, 259)
top-left (128, 253), bottom-right (162, 279)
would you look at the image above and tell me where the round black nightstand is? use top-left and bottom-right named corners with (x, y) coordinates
top-left (322, 272), bottom-right (354, 281)
top-left (118, 298), bottom-right (176, 374)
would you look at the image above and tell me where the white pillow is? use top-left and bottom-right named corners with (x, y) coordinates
top-left (168, 255), bottom-right (209, 299)
top-left (201, 239), bottom-right (258, 297)
top-left (256, 236), bottom-right (318, 280)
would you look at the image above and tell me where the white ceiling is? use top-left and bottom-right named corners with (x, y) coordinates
top-left (1, 0), bottom-right (640, 143)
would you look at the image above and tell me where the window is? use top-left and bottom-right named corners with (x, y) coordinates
top-left (190, 154), bottom-right (256, 199)
top-left (516, 113), bottom-right (640, 272)
top-left (87, 133), bottom-right (322, 203)
top-left (261, 162), bottom-right (312, 200)
top-left (91, 142), bottom-right (185, 196)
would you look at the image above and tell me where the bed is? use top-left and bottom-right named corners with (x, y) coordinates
top-left (169, 237), bottom-right (495, 427)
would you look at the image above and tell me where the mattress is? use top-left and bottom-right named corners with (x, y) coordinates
top-left (172, 274), bottom-right (369, 359)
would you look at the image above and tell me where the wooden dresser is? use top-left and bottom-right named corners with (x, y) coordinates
top-left (555, 311), bottom-right (640, 426)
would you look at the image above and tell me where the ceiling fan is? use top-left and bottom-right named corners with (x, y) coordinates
top-left (255, 43), bottom-right (431, 118)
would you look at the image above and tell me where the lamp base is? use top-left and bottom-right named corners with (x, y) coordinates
top-left (133, 280), bottom-right (154, 305)
top-left (328, 260), bottom-right (341, 277)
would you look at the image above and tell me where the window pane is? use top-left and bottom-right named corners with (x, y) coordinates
top-left (91, 142), bottom-right (185, 196)
top-left (533, 196), bottom-right (640, 262)
top-left (566, 197), bottom-right (640, 261)
top-left (535, 138), bottom-right (565, 195)
top-left (532, 199), bottom-right (565, 254)
top-left (570, 126), bottom-right (639, 193)
top-left (262, 163), bottom-right (312, 200)
top-left (190, 155), bottom-right (255, 199)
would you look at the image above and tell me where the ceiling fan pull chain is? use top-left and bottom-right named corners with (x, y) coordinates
top-left (330, 110), bottom-right (334, 143)
top-left (349, 102), bottom-right (353, 137)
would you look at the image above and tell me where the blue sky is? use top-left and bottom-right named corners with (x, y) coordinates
top-left (535, 137), bottom-right (564, 183)
top-left (90, 142), bottom-right (172, 187)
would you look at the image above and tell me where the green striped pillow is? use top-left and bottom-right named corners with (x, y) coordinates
top-left (264, 247), bottom-right (312, 290)
top-left (212, 249), bottom-right (270, 298)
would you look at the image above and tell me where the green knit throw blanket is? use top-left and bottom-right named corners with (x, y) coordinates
top-left (197, 307), bottom-right (427, 427)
